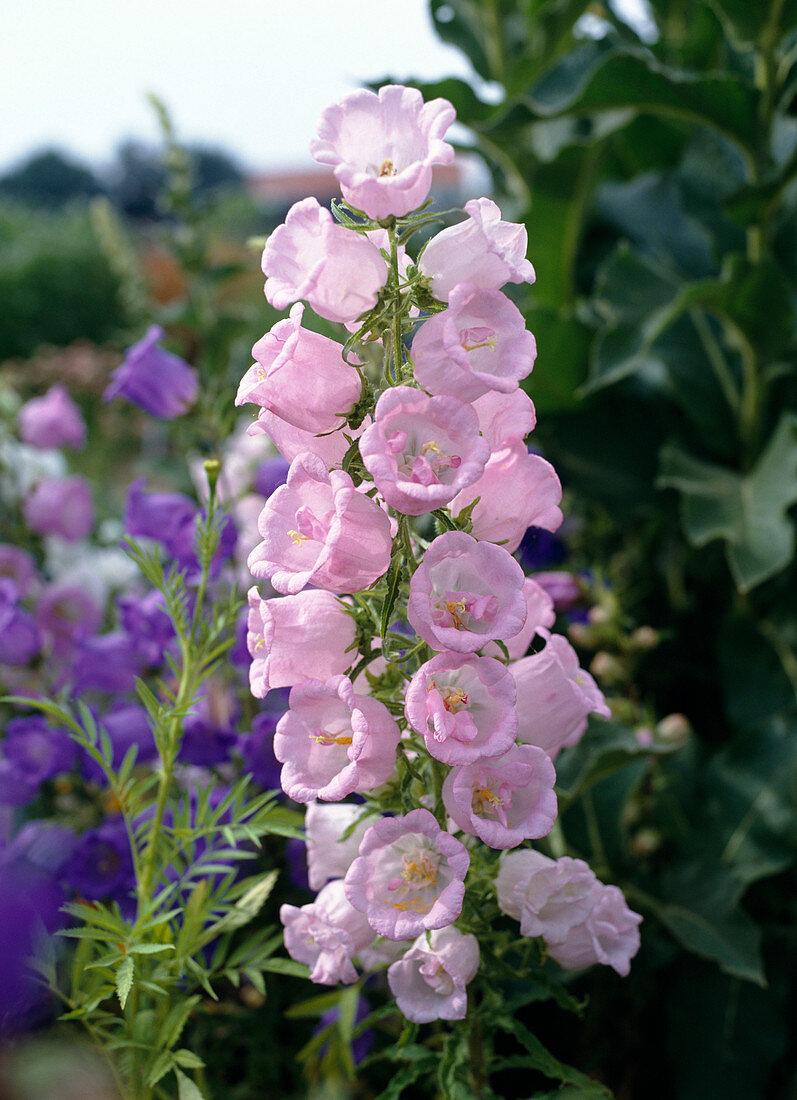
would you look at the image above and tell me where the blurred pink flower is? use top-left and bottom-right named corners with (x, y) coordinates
top-left (281, 879), bottom-right (374, 985)
top-left (18, 385), bottom-right (86, 450)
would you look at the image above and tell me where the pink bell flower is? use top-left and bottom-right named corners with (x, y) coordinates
top-left (344, 808), bottom-right (469, 941)
top-left (236, 304), bottom-right (361, 435)
top-left (262, 197), bottom-right (388, 323)
top-left (305, 802), bottom-right (373, 891)
top-left (482, 578), bottom-right (555, 661)
top-left (280, 879), bottom-right (375, 985)
top-left (18, 385), bottom-right (86, 450)
top-left (442, 744), bottom-right (558, 849)
top-left (411, 284), bottom-right (537, 401)
top-left (246, 407), bottom-right (367, 469)
top-left (495, 849), bottom-right (597, 941)
top-left (273, 674), bottom-right (400, 802)
top-left (419, 198), bottom-right (535, 302)
top-left (407, 532), bottom-right (527, 654)
top-left (248, 452), bottom-right (392, 595)
top-left (546, 882), bottom-right (642, 976)
top-left (310, 84), bottom-right (456, 220)
top-left (450, 443), bottom-right (563, 553)
top-left (23, 476), bottom-right (94, 542)
top-left (472, 388), bottom-right (536, 450)
top-left (512, 630), bottom-right (611, 757)
top-left (387, 926), bottom-right (479, 1023)
top-left (404, 652), bottom-right (518, 765)
top-left (359, 386), bottom-right (488, 517)
top-left (246, 587), bottom-right (356, 697)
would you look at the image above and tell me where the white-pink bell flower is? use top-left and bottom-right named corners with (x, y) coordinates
top-left (546, 882), bottom-right (642, 976)
top-left (236, 304), bottom-right (361, 435)
top-left (246, 587), bottom-right (356, 697)
top-left (483, 577), bottom-right (555, 661)
top-left (305, 802), bottom-right (372, 891)
top-left (247, 407), bottom-right (367, 469)
top-left (273, 674), bottom-right (400, 802)
top-left (247, 452), bottom-right (392, 595)
top-left (419, 198), bottom-right (535, 302)
top-left (387, 926), bottom-right (479, 1023)
top-left (280, 879), bottom-right (375, 985)
top-left (411, 283), bottom-right (537, 401)
top-left (450, 443), bottom-right (563, 553)
top-left (262, 197), bottom-right (388, 323)
top-left (512, 630), bottom-right (611, 757)
top-left (495, 849), bottom-right (597, 941)
top-left (310, 84), bottom-right (456, 220)
top-left (472, 388), bottom-right (536, 450)
top-left (442, 744), bottom-right (558, 849)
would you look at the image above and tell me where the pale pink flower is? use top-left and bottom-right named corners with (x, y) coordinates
top-left (23, 476), bottom-right (94, 541)
top-left (18, 384), bottom-right (86, 450)
top-left (483, 578), bottom-right (555, 661)
top-left (280, 879), bottom-right (375, 985)
top-left (495, 850), bottom-right (597, 940)
top-left (247, 407), bottom-right (366, 469)
top-left (344, 808), bottom-right (469, 940)
top-left (472, 388), bottom-right (536, 450)
top-left (310, 84), bottom-right (455, 220)
top-left (248, 452), bottom-right (392, 595)
top-left (443, 745), bottom-right (558, 849)
top-left (411, 284), bottom-right (536, 401)
top-left (512, 630), bottom-right (611, 757)
top-left (262, 197), bottom-right (388, 323)
top-left (407, 532), bottom-right (527, 654)
top-left (387, 926), bottom-right (479, 1023)
top-left (246, 587), bottom-right (356, 697)
top-left (404, 652), bottom-right (517, 765)
top-left (419, 198), bottom-right (535, 302)
top-left (305, 802), bottom-right (372, 891)
top-left (274, 674), bottom-right (400, 802)
top-left (546, 883), bottom-right (642, 976)
top-left (358, 386), bottom-right (488, 516)
top-left (236, 304), bottom-right (361, 434)
top-left (450, 444), bottom-right (563, 552)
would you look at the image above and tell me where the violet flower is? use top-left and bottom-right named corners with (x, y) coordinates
top-left (104, 326), bottom-right (199, 419)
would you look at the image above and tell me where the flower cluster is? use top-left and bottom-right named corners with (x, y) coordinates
top-left (235, 83), bottom-right (641, 1023)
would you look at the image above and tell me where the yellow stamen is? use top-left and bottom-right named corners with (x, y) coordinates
top-left (462, 336), bottom-right (497, 352)
top-left (442, 688), bottom-right (468, 713)
top-left (422, 440), bottom-right (442, 456)
top-left (446, 598), bottom-right (467, 630)
top-left (379, 159), bottom-right (396, 177)
top-left (288, 529), bottom-right (308, 546)
top-left (310, 732), bottom-right (354, 747)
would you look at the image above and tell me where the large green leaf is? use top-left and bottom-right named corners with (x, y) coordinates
top-left (526, 41), bottom-right (760, 153)
top-left (707, 0), bottom-right (797, 46)
top-left (657, 413), bottom-right (797, 591)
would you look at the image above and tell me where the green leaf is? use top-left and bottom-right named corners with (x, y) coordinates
top-left (658, 414), bottom-right (797, 591)
top-left (127, 943), bottom-right (175, 955)
top-left (173, 1049), bottom-right (205, 1070)
top-left (216, 870), bottom-right (278, 931)
top-left (259, 957), bottom-right (310, 978)
top-left (380, 545), bottom-right (404, 642)
top-left (527, 41), bottom-right (759, 152)
top-left (146, 1052), bottom-right (175, 1088)
top-left (707, 0), bottom-right (797, 45)
top-left (494, 1016), bottom-right (612, 1096)
top-left (115, 956), bottom-right (134, 1010)
top-left (556, 719), bottom-right (677, 810)
top-left (174, 1067), bottom-right (206, 1100)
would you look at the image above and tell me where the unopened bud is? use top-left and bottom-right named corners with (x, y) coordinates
top-left (656, 713), bottom-right (691, 744)
top-left (567, 622), bottom-right (593, 648)
top-left (203, 458), bottom-right (221, 501)
top-left (588, 605), bottom-right (611, 626)
top-left (590, 651), bottom-right (625, 684)
top-left (631, 626), bottom-right (659, 651)
top-left (631, 828), bottom-right (662, 857)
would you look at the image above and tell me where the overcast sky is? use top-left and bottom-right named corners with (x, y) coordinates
top-left (2, 0), bottom-right (474, 174)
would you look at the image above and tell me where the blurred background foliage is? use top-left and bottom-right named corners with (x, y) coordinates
top-left (1, 0), bottom-right (796, 1096)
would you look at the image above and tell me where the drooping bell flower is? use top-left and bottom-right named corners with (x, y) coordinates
top-left (104, 326), bottom-right (199, 419)
top-left (263, 197), bottom-right (388, 323)
top-left (310, 84), bottom-right (456, 220)
top-left (419, 197), bottom-right (535, 302)
top-left (248, 452), bottom-right (393, 595)
top-left (236, 304), bottom-right (362, 435)
top-left (387, 926), bottom-right (479, 1023)
top-left (281, 879), bottom-right (375, 986)
top-left (18, 384), bottom-right (86, 450)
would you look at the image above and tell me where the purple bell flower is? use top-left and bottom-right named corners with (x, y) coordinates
top-left (18, 383), bottom-right (86, 450)
top-left (61, 817), bottom-right (134, 902)
top-left (116, 589), bottom-right (175, 666)
top-left (0, 716), bottom-right (75, 801)
top-left (71, 631), bottom-right (145, 695)
top-left (253, 456), bottom-right (290, 500)
top-left (0, 579), bottom-right (42, 666)
top-left (104, 325), bottom-right (199, 419)
top-left (35, 583), bottom-right (102, 659)
top-left (0, 544), bottom-right (38, 596)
